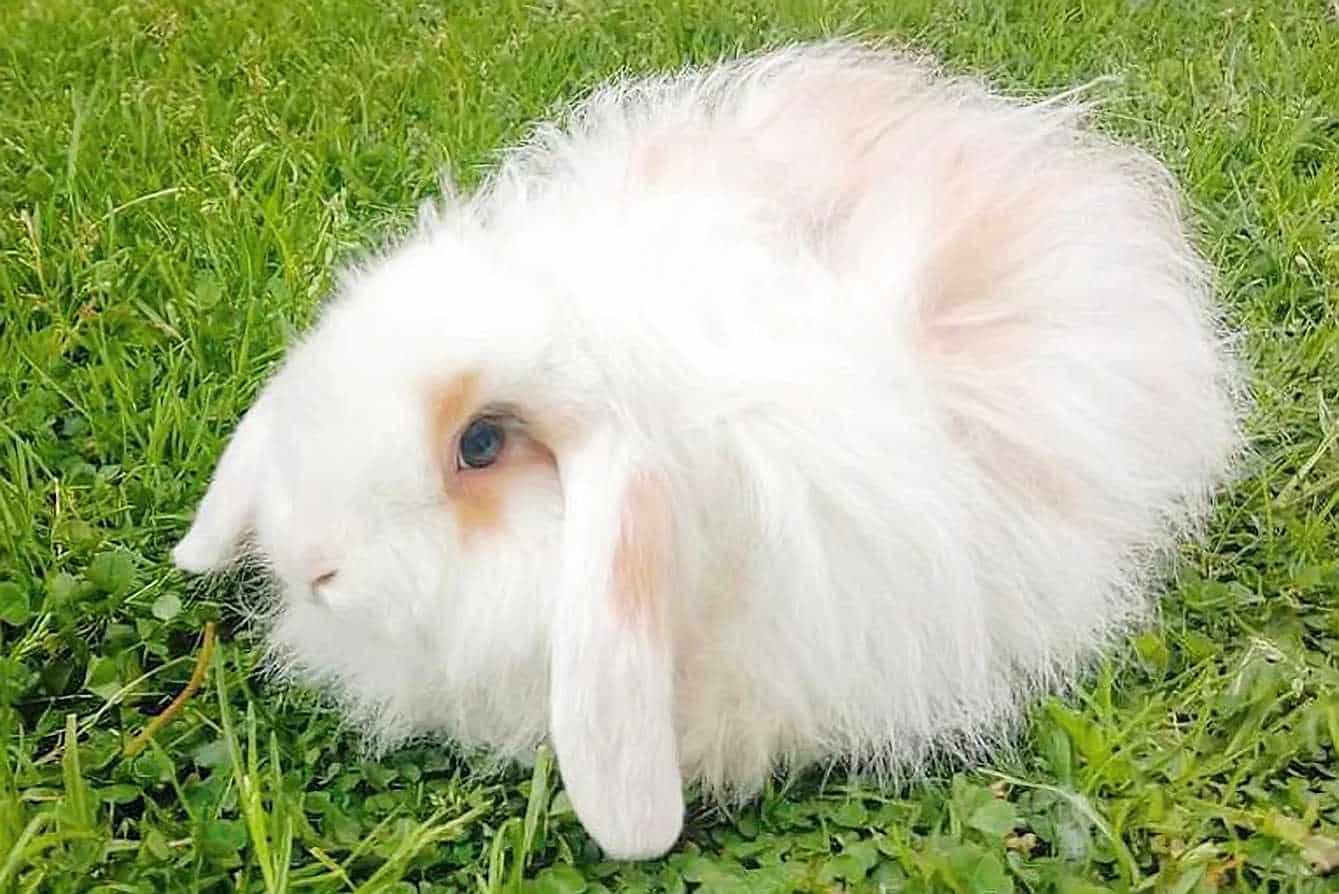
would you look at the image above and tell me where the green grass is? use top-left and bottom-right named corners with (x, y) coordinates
top-left (1, 0), bottom-right (1336, 890)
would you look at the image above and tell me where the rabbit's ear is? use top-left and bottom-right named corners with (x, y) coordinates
top-left (172, 395), bottom-right (274, 573)
top-left (549, 424), bottom-right (684, 860)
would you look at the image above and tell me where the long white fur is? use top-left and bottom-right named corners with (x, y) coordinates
top-left (173, 42), bottom-right (1243, 859)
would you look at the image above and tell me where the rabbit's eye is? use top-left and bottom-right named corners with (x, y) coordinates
top-left (457, 418), bottom-right (506, 470)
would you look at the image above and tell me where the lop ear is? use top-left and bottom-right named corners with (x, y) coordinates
top-left (549, 424), bottom-right (684, 860)
top-left (172, 395), bottom-right (274, 573)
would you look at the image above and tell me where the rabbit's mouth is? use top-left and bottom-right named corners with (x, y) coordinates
top-left (304, 577), bottom-right (357, 612)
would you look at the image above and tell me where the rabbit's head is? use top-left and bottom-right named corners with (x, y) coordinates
top-left (174, 230), bottom-right (687, 859)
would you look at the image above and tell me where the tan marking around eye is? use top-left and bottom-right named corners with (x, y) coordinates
top-left (428, 373), bottom-right (557, 544)
top-left (611, 473), bottom-right (670, 634)
top-left (429, 373), bottom-right (480, 456)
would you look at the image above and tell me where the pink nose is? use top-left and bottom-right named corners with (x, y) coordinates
top-left (309, 569), bottom-right (338, 593)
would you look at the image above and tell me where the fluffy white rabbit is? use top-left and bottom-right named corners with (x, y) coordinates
top-left (173, 42), bottom-right (1242, 859)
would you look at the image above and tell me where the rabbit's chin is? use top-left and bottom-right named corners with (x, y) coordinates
top-left (264, 592), bottom-right (552, 758)
top-left (259, 514), bottom-right (562, 759)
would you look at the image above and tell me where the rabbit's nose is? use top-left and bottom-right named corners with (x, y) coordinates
top-left (308, 570), bottom-right (339, 599)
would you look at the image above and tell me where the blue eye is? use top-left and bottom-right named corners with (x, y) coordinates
top-left (458, 418), bottom-right (505, 469)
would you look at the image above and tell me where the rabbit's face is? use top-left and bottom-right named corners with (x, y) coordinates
top-left (247, 360), bottom-right (564, 639)
top-left (220, 336), bottom-right (567, 766)
top-left (173, 241), bottom-right (569, 635)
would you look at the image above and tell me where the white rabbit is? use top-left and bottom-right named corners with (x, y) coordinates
top-left (173, 42), bottom-right (1243, 859)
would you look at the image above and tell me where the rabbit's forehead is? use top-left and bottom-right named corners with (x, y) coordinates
top-left (258, 367), bottom-right (431, 501)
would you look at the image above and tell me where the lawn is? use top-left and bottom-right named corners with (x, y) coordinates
top-left (1, 0), bottom-right (1336, 891)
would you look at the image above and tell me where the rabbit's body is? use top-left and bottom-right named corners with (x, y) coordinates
top-left (175, 44), bottom-right (1242, 858)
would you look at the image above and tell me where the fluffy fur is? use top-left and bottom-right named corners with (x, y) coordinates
top-left (173, 43), bottom-right (1243, 859)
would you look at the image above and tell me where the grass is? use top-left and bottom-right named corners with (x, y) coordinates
top-left (0, 0), bottom-right (1336, 890)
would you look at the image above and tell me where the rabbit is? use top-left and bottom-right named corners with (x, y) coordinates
top-left (172, 42), bottom-right (1243, 859)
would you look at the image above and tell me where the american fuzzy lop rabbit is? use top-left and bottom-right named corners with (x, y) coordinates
top-left (174, 43), bottom-right (1243, 859)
